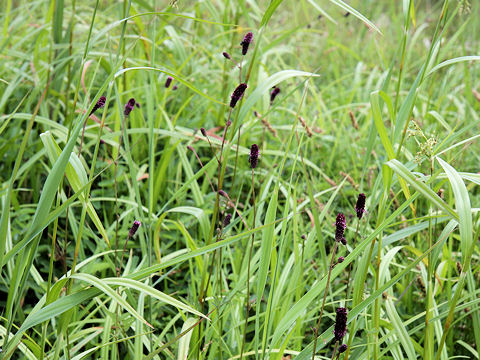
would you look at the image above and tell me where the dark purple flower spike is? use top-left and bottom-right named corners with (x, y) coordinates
top-left (124, 98), bottom-right (136, 116)
top-left (223, 214), bottom-right (232, 227)
top-left (335, 213), bottom-right (346, 243)
top-left (249, 144), bottom-right (259, 169)
top-left (128, 220), bottom-right (141, 237)
top-left (230, 83), bottom-right (247, 108)
top-left (270, 87), bottom-right (280, 104)
top-left (89, 96), bottom-right (106, 116)
top-left (338, 344), bottom-right (348, 353)
top-left (355, 193), bottom-right (366, 219)
top-left (165, 76), bottom-right (173, 88)
top-left (334, 307), bottom-right (348, 342)
top-left (240, 32), bottom-right (253, 55)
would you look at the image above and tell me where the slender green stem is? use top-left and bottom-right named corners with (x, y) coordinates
top-left (312, 241), bottom-right (339, 360)
top-left (240, 169), bottom-right (257, 360)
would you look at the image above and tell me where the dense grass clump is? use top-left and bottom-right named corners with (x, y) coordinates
top-left (1, 0), bottom-right (480, 359)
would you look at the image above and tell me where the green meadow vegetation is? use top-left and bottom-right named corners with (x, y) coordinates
top-left (1, 0), bottom-right (480, 358)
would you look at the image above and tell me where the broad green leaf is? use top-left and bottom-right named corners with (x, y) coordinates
top-left (177, 318), bottom-right (197, 360)
top-left (102, 278), bottom-right (206, 319)
top-left (387, 159), bottom-right (457, 220)
top-left (40, 131), bottom-right (109, 244)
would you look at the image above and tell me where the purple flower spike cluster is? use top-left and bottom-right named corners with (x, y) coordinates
top-left (240, 32), bottom-right (253, 55)
top-left (90, 96), bottom-right (106, 116)
top-left (335, 213), bottom-right (346, 245)
top-left (124, 98), bottom-right (136, 116)
top-left (355, 193), bottom-right (366, 219)
top-left (128, 220), bottom-right (141, 237)
top-left (230, 83), bottom-right (248, 108)
top-left (334, 307), bottom-right (348, 342)
top-left (249, 144), bottom-right (259, 169)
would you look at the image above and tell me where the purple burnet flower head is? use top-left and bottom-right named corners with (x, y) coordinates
top-left (165, 76), bottom-right (173, 88)
top-left (335, 213), bottom-right (346, 242)
top-left (223, 213), bottom-right (232, 227)
top-left (89, 96), bottom-right (106, 116)
top-left (172, 85), bottom-right (178, 90)
top-left (333, 307), bottom-right (348, 342)
top-left (270, 87), bottom-right (280, 104)
top-left (249, 144), bottom-right (259, 169)
top-left (230, 83), bottom-right (247, 108)
top-left (128, 220), bottom-right (141, 237)
top-left (200, 128), bottom-right (207, 137)
top-left (338, 344), bottom-right (348, 353)
top-left (240, 32), bottom-right (253, 55)
top-left (222, 51), bottom-right (231, 59)
top-left (355, 193), bottom-right (366, 219)
top-left (218, 190), bottom-right (228, 198)
top-left (338, 256), bottom-right (345, 263)
top-left (124, 98), bottom-right (136, 116)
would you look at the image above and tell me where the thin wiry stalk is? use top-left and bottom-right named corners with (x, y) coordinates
top-left (240, 169), bottom-right (257, 360)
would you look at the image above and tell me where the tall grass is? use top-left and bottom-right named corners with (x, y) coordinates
top-left (1, 0), bottom-right (480, 359)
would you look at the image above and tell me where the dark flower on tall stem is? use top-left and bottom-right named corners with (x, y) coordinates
top-left (200, 128), bottom-right (207, 137)
top-left (223, 213), bottom-right (232, 227)
top-left (240, 32), bottom-right (253, 55)
top-left (333, 307), bottom-right (348, 342)
top-left (222, 51), bottom-right (231, 59)
top-left (230, 83), bottom-right (247, 108)
top-left (338, 344), bottom-right (348, 353)
top-left (355, 193), bottom-right (366, 219)
top-left (335, 213), bottom-right (346, 242)
top-left (249, 144), bottom-right (259, 169)
top-left (165, 76), bottom-right (173, 88)
top-left (89, 96), bottom-right (106, 116)
top-left (124, 98), bottom-right (136, 116)
top-left (128, 220), bottom-right (141, 237)
top-left (270, 87), bottom-right (280, 104)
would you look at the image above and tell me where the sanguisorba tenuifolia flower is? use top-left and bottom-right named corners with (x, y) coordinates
top-left (230, 83), bottom-right (247, 108)
top-left (223, 213), bottom-right (232, 227)
top-left (240, 32), bottom-right (253, 55)
top-left (165, 76), bottom-right (173, 88)
top-left (338, 344), bottom-right (348, 353)
top-left (222, 51), bottom-right (231, 59)
top-left (249, 144), bottom-right (259, 169)
top-left (89, 96), bottom-right (106, 116)
top-left (128, 220), bottom-right (141, 237)
top-left (270, 87), bottom-right (280, 104)
top-left (124, 98), bottom-right (136, 116)
top-left (355, 193), bottom-right (366, 219)
top-left (334, 307), bottom-right (348, 342)
top-left (335, 213), bottom-right (346, 242)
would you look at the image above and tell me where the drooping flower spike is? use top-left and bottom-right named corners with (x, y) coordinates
top-left (124, 98), bottom-right (136, 116)
top-left (165, 76), bottom-right (173, 88)
top-left (270, 87), bottom-right (280, 104)
top-left (223, 213), bottom-right (232, 227)
top-left (89, 96), bottom-right (106, 116)
top-left (128, 220), bottom-right (141, 237)
top-left (240, 32), bottom-right (253, 55)
top-left (230, 83), bottom-right (247, 108)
